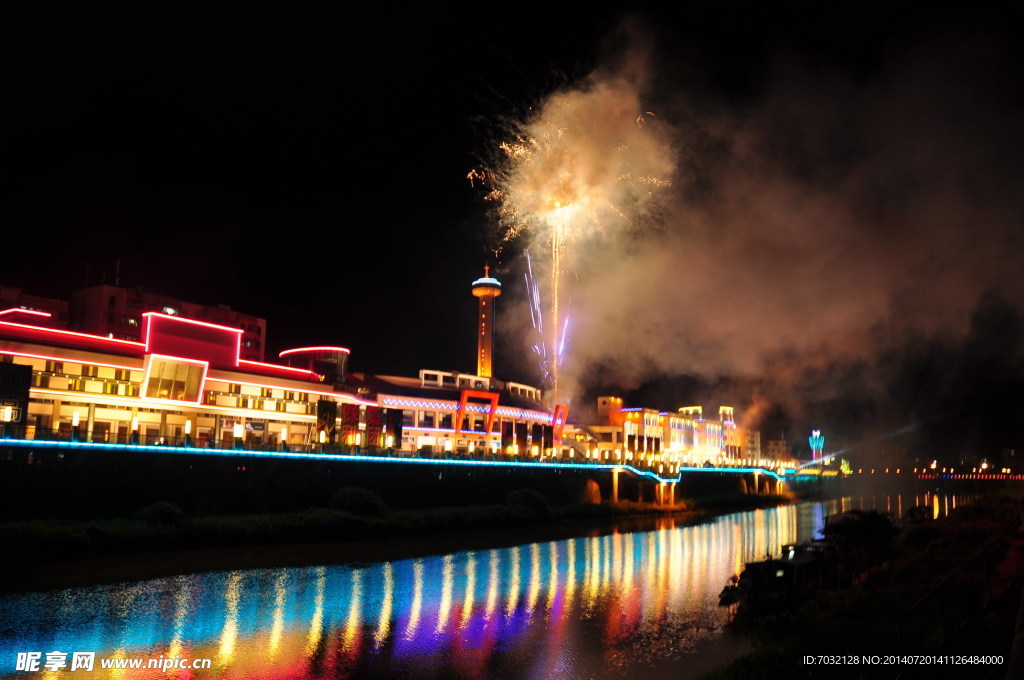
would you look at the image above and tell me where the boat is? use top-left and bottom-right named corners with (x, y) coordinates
top-left (733, 540), bottom-right (834, 611)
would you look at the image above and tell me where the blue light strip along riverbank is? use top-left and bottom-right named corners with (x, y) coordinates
top-left (0, 437), bottom-right (789, 483)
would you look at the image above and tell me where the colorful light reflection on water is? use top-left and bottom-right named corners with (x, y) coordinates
top-left (0, 498), bottom-right (944, 679)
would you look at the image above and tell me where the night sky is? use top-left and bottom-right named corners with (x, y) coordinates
top-left (2, 4), bottom-right (1022, 461)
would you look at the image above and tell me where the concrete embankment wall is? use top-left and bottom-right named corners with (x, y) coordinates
top-left (1, 444), bottom-right (606, 519)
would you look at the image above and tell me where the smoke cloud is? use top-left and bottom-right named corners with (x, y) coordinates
top-left (490, 27), bottom-right (1024, 431)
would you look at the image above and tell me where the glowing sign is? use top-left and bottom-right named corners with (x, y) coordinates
top-left (456, 390), bottom-right (500, 435)
top-left (551, 404), bottom-right (569, 442)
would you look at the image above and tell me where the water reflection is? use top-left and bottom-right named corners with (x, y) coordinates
top-left (0, 494), bottom-right (963, 679)
top-left (837, 491), bottom-right (969, 520)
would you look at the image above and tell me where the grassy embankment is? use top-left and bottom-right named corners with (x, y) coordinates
top-left (702, 493), bottom-right (1024, 679)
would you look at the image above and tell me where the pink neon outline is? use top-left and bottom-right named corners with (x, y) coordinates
top-left (278, 346), bottom-right (351, 357)
top-left (141, 353), bottom-right (209, 406)
top-left (0, 350), bottom-right (140, 372)
top-left (237, 359), bottom-right (318, 377)
top-left (141, 312), bottom-right (244, 334)
top-left (379, 395), bottom-right (553, 423)
top-left (380, 396), bottom-right (460, 410)
top-left (142, 312), bottom-right (243, 367)
top-left (203, 374), bottom-right (378, 406)
top-left (27, 387), bottom-right (319, 421)
top-left (0, 308), bottom-right (52, 318)
top-left (0, 320), bottom-right (145, 347)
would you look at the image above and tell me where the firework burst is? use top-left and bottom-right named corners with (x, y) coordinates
top-left (473, 72), bottom-right (673, 402)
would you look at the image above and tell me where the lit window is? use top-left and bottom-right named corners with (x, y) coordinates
top-left (144, 359), bottom-right (204, 402)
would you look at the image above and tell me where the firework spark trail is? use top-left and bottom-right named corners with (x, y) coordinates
top-left (524, 249), bottom-right (548, 381)
top-left (477, 68), bottom-right (674, 403)
top-left (558, 315), bottom-right (570, 367)
top-left (551, 221), bottom-right (562, 396)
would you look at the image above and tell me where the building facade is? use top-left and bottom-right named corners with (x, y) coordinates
top-left (0, 304), bottom-right (564, 458)
top-left (582, 396), bottom-right (773, 471)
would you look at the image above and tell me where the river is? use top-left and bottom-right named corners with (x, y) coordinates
top-left (0, 493), bottom-right (965, 679)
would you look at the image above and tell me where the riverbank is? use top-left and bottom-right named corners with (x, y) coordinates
top-left (0, 491), bottom-right (791, 593)
top-left (701, 492), bottom-right (1024, 679)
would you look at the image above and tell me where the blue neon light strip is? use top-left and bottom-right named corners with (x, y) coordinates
top-left (0, 438), bottom-right (787, 483)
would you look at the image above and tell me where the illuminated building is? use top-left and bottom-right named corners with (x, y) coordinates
top-left (765, 438), bottom-right (791, 461)
top-left (586, 397), bottom-right (767, 471)
top-left (0, 308), bottom-right (373, 447)
top-left (349, 370), bottom-right (565, 457)
top-left (0, 282), bottom-right (267, 361)
top-left (0, 279), bottom-right (564, 456)
top-left (746, 429), bottom-right (762, 460)
top-left (339, 265), bottom-right (565, 457)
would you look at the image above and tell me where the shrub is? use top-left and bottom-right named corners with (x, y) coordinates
top-left (133, 501), bottom-right (185, 526)
top-left (329, 487), bottom-right (388, 517)
top-left (505, 488), bottom-right (551, 519)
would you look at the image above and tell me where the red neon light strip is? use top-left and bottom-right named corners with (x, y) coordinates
top-left (143, 314), bottom-right (152, 355)
top-left (237, 359), bottom-right (319, 377)
top-left (0, 320), bottom-right (145, 346)
top-left (0, 350), bottom-right (141, 372)
top-left (0, 308), bottom-right (51, 318)
top-left (0, 351), bottom-right (320, 387)
top-left (140, 312), bottom-right (244, 334)
top-left (279, 346), bottom-right (351, 357)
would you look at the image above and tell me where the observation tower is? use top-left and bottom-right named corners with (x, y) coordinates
top-left (471, 266), bottom-right (502, 378)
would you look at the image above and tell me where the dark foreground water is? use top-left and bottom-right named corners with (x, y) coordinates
top-left (0, 494), bottom-right (963, 680)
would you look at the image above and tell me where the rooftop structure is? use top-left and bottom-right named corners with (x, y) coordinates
top-left (71, 284), bottom-right (267, 361)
